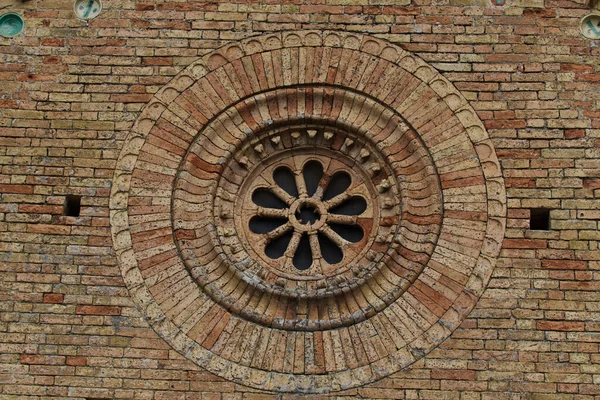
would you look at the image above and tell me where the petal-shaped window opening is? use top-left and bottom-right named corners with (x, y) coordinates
top-left (303, 160), bottom-right (323, 197)
top-left (273, 166), bottom-right (298, 198)
top-left (252, 188), bottom-right (288, 209)
top-left (292, 233), bottom-right (312, 270)
top-left (322, 171), bottom-right (351, 201)
top-left (265, 230), bottom-right (293, 259)
top-left (329, 196), bottom-right (367, 216)
top-left (318, 232), bottom-right (343, 264)
top-left (329, 222), bottom-right (364, 243)
top-left (249, 216), bottom-right (287, 234)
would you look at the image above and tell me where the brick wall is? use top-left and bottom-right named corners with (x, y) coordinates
top-left (0, 0), bottom-right (599, 398)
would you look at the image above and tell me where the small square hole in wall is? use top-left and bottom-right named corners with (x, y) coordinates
top-left (64, 195), bottom-right (81, 217)
top-left (530, 208), bottom-right (550, 230)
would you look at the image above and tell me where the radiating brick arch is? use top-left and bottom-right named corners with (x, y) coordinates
top-left (110, 31), bottom-right (506, 393)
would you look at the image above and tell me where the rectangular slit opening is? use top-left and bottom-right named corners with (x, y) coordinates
top-left (530, 208), bottom-right (550, 230)
top-left (64, 195), bottom-right (81, 217)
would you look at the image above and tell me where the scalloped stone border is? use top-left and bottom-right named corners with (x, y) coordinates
top-left (110, 30), bottom-right (506, 393)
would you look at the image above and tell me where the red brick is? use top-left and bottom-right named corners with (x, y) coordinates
top-left (564, 129), bottom-right (585, 139)
top-left (75, 305), bottom-right (121, 316)
top-left (141, 57), bottom-right (173, 66)
top-left (583, 179), bottom-right (600, 189)
top-left (65, 356), bottom-right (87, 366)
top-left (43, 293), bottom-right (64, 304)
top-left (503, 239), bottom-right (547, 249)
top-left (496, 149), bottom-right (540, 159)
top-left (0, 184), bottom-right (34, 194)
top-left (537, 321), bottom-right (584, 332)
top-left (541, 260), bottom-right (587, 270)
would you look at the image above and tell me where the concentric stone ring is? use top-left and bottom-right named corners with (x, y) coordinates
top-left (110, 31), bottom-right (506, 393)
top-left (174, 106), bottom-right (416, 329)
top-left (288, 197), bottom-right (328, 233)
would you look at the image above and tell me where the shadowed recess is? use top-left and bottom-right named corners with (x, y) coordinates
top-left (296, 204), bottom-right (320, 225)
top-left (303, 160), bottom-right (323, 197)
top-left (322, 171), bottom-right (351, 201)
top-left (318, 232), bottom-right (343, 264)
top-left (252, 188), bottom-right (287, 209)
top-left (265, 230), bottom-right (293, 259)
top-left (530, 208), bottom-right (550, 230)
top-left (329, 223), bottom-right (363, 243)
top-left (274, 166), bottom-right (299, 198)
top-left (292, 233), bottom-right (312, 270)
top-left (64, 194), bottom-right (81, 217)
top-left (249, 216), bottom-right (287, 234)
top-left (329, 196), bottom-right (367, 216)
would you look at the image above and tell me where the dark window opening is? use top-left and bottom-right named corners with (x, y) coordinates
top-left (318, 232), bottom-right (343, 265)
top-left (329, 196), bottom-right (367, 216)
top-left (249, 216), bottom-right (286, 234)
top-left (329, 223), bottom-right (364, 243)
top-left (252, 188), bottom-right (287, 209)
top-left (292, 234), bottom-right (312, 270)
top-left (64, 195), bottom-right (81, 217)
top-left (265, 230), bottom-right (293, 259)
top-left (530, 208), bottom-right (550, 230)
top-left (273, 166), bottom-right (298, 198)
top-left (296, 205), bottom-right (320, 225)
top-left (322, 171), bottom-right (351, 201)
top-left (303, 161), bottom-right (323, 197)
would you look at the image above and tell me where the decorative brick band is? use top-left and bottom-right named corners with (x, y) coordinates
top-left (110, 30), bottom-right (506, 393)
top-left (173, 86), bottom-right (439, 332)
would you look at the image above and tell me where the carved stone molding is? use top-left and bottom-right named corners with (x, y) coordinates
top-left (110, 30), bottom-right (506, 393)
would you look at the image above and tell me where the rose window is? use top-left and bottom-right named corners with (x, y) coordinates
top-left (230, 127), bottom-right (389, 286)
top-left (112, 33), bottom-right (507, 391)
top-left (249, 158), bottom-right (368, 271)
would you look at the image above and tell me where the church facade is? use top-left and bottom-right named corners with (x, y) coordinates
top-left (0, 0), bottom-right (599, 398)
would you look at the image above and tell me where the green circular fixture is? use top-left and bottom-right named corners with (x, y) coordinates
top-left (0, 12), bottom-right (24, 38)
top-left (581, 14), bottom-right (600, 40)
top-left (73, 0), bottom-right (102, 20)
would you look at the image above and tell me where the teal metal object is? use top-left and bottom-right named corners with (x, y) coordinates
top-left (83, 0), bottom-right (94, 18)
top-left (0, 13), bottom-right (24, 38)
top-left (587, 20), bottom-right (600, 36)
top-left (74, 0), bottom-right (102, 20)
top-left (581, 14), bottom-right (600, 39)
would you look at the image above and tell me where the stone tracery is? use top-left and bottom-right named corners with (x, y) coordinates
top-left (247, 154), bottom-right (368, 270)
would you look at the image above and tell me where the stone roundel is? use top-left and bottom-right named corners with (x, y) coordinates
top-left (110, 31), bottom-right (506, 393)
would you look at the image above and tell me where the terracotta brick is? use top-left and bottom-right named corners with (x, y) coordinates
top-left (0, 184), bottom-right (34, 194)
top-left (43, 293), bottom-right (64, 304)
top-left (75, 305), bottom-right (121, 316)
top-left (503, 239), bottom-right (547, 249)
top-left (65, 356), bottom-right (87, 366)
top-left (541, 260), bottom-right (587, 270)
top-left (537, 321), bottom-right (585, 332)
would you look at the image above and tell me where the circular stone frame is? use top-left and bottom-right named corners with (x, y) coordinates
top-left (171, 90), bottom-right (439, 331)
top-left (110, 31), bottom-right (506, 393)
